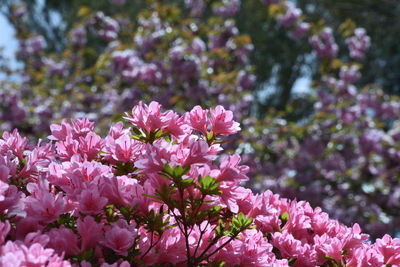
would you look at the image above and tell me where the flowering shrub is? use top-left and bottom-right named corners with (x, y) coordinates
top-left (2, 0), bottom-right (399, 243)
top-left (1, 101), bottom-right (400, 266)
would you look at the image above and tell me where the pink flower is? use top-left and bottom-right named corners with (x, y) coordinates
top-left (314, 234), bottom-right (344, 263)
top-left (374, 234), bottom-right (400, 265)
top-left (78, 186), bottom-right (108, 215)
top-left (104, 134), bottom-right (143, 162)
top-left (290, 22), bottom-right (310, 39)
top-left (0, 220), bottom-right (10, 245)
top-left (102, 220), bottom-right (137, 256)
top-left (347, 245), bottom-right (384, 267)
top-left (124, 101), bottom-right (173, 134)
top-left (139, 227), bottom-right (186, 265)
top-left (187, 105), bottom-right (209, 134)
top-left (0, 129), bottom-right (29, 160)
top-left (243, 192), bottom-right (281, 233)
top-left (77, 216), bottom-right (104, 251)
top-left (218, 184), bottom-right (252, 213)
top-left (48, 120), bottom-right (72, 141)
top-left (0, 180), bottom-right (9, 202)
top-left (217, 154), bottom-right (249, 184)
top-left (17, 143), bottom-right (55, 180)
top-left (165, 111), bottom-right (190, 139)
top-left (57, 159), bottom-right (112, 195)
top-left (213, 229), bottom-right (288, 266)
top-left (209, 105), bottom-right (240, 136)
top-left (14, 218), bottom-right (43, 240)
top-left (0, 181), bottom-right (23, 215)
top-left (106, 122), bottom-right (130, 140)
top-left (0, 241), bottom-right (70, 267)
top-left (0, 164), bottom-right (10, 182)
top-left (23, 231), bottom-right (50, 247)
top-left (135, 144), bottom-right (167, 173)
top-left (70, 118), bottom-right (95, 139)
top-left (309, 27), bottom-right (338, 58)
top-left (25, 184), bottom-right (66, 224)
top-left (282, 201), bottom-right (312, 240)
top-left (175, 139), bottom-right (213, 167)
top-left (272, 231), bottom-right (311, 263)
top-left (47, 226), bottom-right (80, 256)
top-left (277, 2), bottom-right (301, 27)
top-left (78, 132), bottom-right (104, 160)
top-left (56, 136), bottom-right (79, 161)
top-left (346, 28), bottom-right (370, 59)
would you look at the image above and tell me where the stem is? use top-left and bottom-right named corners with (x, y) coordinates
top-left (193, 220), bottom-right (210, 258)
top-left (140, 231), bottom-right (163, 261)
top-left (177, 186), bottom-right (192, 265)
top-left (194, 233), bottom-right (240, 265)
top-left (188, 194), bottom-right (206, 238)
top-left (170, 208), bottom-right (185, 234)
top-left (140, 231), bottom-right (154, 259)
top-left (192, 224), bottom-right (220, 263)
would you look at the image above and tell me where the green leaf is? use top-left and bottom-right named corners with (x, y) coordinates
top-left (280, 212), bottom-right (289, 223)
top-left (81, 248), bottom-right (94, 261)
top-left (231, 212), bottom-right (253, 234)
top-left (207, 131), bottom-right (215, 141)
top-left (154, 129), bottom-right (164, 139)
top-left (199, 175), bottom-right (220, 195)
top-left (131, 127), bottom-right (142, 135)
top-left (180, 178), bottom-right (194, 188)
top-left (142, 194), bottom-right (162, 200)
top-left (215, 220), bottom-right (226, 238)
top-left (115, 162), bottom-right (135, 176)
top-left (163, 163), bottom-right (190, 178)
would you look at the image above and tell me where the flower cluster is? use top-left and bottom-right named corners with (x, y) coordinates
top-left (276, 2), bottom-right (302, 27)
top-left (17, 36), bottom-right (47, 58)
top-left (339, 65), bottom-right (361, 84)
top-left (346, 28), bottom-right (371, 60)
top-left (213, 0), bottom-right (241, 17)
top-left (90, 12), bottom-right (120, 41)
top-left (263, 0), bottom-right (311, 39)
top-left (309, 27), bottom-right (339, 58)
top-left (1, 102), bottom-right (400, 266)
top-left (260, 0), bottom-right (371, 62)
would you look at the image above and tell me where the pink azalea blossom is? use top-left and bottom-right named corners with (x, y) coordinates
top-left (209, 105), bottom-right (240, 136)
top-left (101, 220), bottom-right (137, 256)
top-left (187, 105), bottom-right (209, 134)
top-left (77, 216), bottom-right (104, 251)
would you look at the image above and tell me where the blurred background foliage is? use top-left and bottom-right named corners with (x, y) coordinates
top-left (296, 0), bottom-right (400, 95)
top-left (2, 0), bottom-right (399, 115)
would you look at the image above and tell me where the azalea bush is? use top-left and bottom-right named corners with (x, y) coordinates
top-left (1, 101), bottom-right (400, 266)
top-left (2, 0), bottom-right (400, 243)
